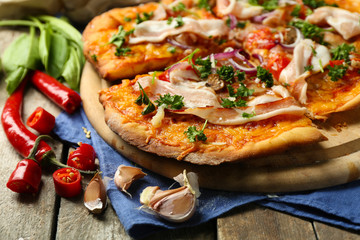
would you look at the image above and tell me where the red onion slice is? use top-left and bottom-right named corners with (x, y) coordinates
top-left (228, 59), bottom-right (257, 74)
top-left (228, 14), bottom-right (237, 29)
top-left (167, 38), bottom-right (192, 49)
top-left (279, 27), bottom-right (303, 49)
top-left (252, 11), bottom-right (275, 23)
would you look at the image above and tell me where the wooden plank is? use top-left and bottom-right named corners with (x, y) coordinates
top-left (0, 29), bottom-right (62, 240)
top-left (314, 222), bottom-right (360, 240)
top-left (145, 220), bottom-right (216, 240)
top-left (217, 204), bottom-right (316, 240)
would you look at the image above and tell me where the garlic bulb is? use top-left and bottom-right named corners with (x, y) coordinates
top-left (84, 172), bottom-right (107, 214)
top-left (139, 170), bottom-right (200, 222)
top-left (114, 165), bottom-right (147, 193)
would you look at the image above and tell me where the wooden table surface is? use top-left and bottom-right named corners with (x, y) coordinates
top-left (1, 30), bottom-right (360, 240)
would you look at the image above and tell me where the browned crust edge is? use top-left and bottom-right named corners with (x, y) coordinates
top-left (103, 105), bottom-right (325, 165)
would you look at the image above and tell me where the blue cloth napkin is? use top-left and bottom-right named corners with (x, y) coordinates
top-left (54, 109), bottom-right (360, 239)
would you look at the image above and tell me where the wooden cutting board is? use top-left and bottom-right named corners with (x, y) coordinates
top-left (80, 62), bottom-right (360, 193)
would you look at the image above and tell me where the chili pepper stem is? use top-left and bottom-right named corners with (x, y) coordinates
top-left (33, 135), bottom-right (96, 175)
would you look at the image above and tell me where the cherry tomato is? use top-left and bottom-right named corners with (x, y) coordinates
top-left (245, 28), bottom-right (277, 51)
top-left (53, 168), bottom-right (82, 198)
top-left (266, 52), bottom-right (291, 80)
top-left (26, 107), bottom-right (56, 134)
top-left (7, 159), bottom-right (42, 194)
top-left (67, 143), bottom-right (96, 171)
top-left (329, 60), bottom-right (345, 67)
top-left (158, 71), bottom-right (170, 82)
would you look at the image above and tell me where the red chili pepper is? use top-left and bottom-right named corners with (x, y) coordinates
top-left (26, 107), bottom-right (55, 134)
top-left (67, 142), bottom-right (97, 171)
top-left (53, 168), bottom-right (82, 198)
top-left (1, 79), bottom-right (52, 162)
top-left (31, 70), bottom-right (81, 114)
top-left (6, 159), bottom-right (42, 194)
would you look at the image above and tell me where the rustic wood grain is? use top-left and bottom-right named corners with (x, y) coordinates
top-left (314, 222), bottom-right (360, 240)
top-left (0, 29), bottom-right (62, 240)
top-left (217, 204), bottom-right (316, 240)
top-left (145, 220), bottom-right (216, 240)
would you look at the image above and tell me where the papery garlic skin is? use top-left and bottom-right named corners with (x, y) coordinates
top-left (114, 165), bottom-right (147, 192)
top-left (84, 172), bottom-right (107, 214)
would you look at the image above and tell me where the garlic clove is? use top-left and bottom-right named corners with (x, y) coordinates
top-left (114, 165), bottom-right (147, 192)
top-left (150, 186), bottom-right (196, 222)
top-left (140, 186), bottom-right (160, 205)
top-left (139, 170), bottom-right (199, 222)
top-left (84, 172), bottom-right (107, 214)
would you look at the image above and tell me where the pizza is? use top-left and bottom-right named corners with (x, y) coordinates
top-left (84, 0), bottom-right (360, 165)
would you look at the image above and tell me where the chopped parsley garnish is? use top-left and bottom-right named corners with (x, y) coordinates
top-left (217, 65), bottom-right (235, 82)
top-left (302, 0), bottom-right (337, 9)
top-left (221, 98), bottom-right (247, 108)
top-left (91, 54), bottom-right (98, 62)
top-left (124, 16), bottom-right (132, 22)
top-left (331, 43), bottom-right (355, 62)
top-left (256, 66), bottom-right (274, 88)
top-left (184, 120), bottom-right (208, 142)
top-left (109, 26), bottom-right (134, 56)
top-left (198, 0), bottom-right (211, 11)
top-left (167, 46), bottom-right (176, 53)
top-left (172, 2), bottom-right (186, 12)
top-left (289, 20), bottom-right (327, 45)
top-left (236, 21), bottom-right (247, 29)
top-left (236, 71), bottom-right (245, 82)
top-left (291, 5), bottom-right (301, 17)
top-left (327, 64), bottom-right (348, 82)
top-left (155, 93), bottom-right (184, 110)
top-left (216, 39), bottom-right (227, 45)
top-left (135, 83), bottom-right (156, 115)
top-left (304, 65), bottom-right (313, 72)
top-left (115, 47), bottom-right (131, 57)
top-left (167, 17), bottom-right (173, 25)
top-left (135, 11), bottom-right (153, 24)
top-left (221, 84), bottom-right (253, 108)
top-left (175, 16), bottom-right (184, 28)
top-left (248, 0), bottom-right (279, 11)
top-left (242, 111), bottom-right (256, 118)
top-left (194, 57), bottom-right (213, 79)
top-left (165, 48), bottom-right (200, 70)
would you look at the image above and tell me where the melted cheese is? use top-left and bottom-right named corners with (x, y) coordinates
top-left (216, 0), bottom-right (263, 19)
top-left (129, 18), bottom-right (228, 44)
top-left (306, 6), bottom-right (360, 40)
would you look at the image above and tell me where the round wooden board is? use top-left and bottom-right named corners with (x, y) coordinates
top-left (80, 62), bottom-right (360, 193)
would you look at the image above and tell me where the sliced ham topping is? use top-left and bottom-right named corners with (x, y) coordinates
top-left (129, 18), bottom-right (228, 44)
top-left (134, 75), bottom-right (222, 108)
top-left (279, 39), bottom-right (330, 104)
top-left (216, 0), bottom-right (263, 19)
top-left (306, 7), bottom-right (360, 40)
top-left (175, 97), bottom-right (306, 125)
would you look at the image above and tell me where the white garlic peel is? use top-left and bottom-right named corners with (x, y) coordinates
top-left (139, 170), bottom-right (199, 222)
top-left (84, 172), bottom-right (107, 214)
top-left (114, 165), bottom-right (147, 195)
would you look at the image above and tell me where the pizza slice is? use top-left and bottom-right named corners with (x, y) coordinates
top-left (82, 1), bottom-right (233, 81)
top-left (220, 1), bottom-right (360, 120)
top-left (99, 49), bottom-right (325, 165)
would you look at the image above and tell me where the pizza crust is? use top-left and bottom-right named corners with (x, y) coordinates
top-left (103, 105), bottom-right (325, 165)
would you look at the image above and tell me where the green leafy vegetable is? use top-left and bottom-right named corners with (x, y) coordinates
top-left (195, 57), bottom-right (212, 79)
top-left (248, 0), bottom-right (279, 10)
top-left (236, 71), bottom-right (245, 82)
top-left (48, 32), bottom-right (69, 78)
top-left (165, 48), bottom-right (200, 70)
top-left (175, 16), bottom-right (184, 28)
top-left (167, 46), bottom-right (176, 53)
top-left (61, 47), bottom-right (81, 90)
top-left (172, 2), bottom-right (186, 12)
top-left (124, 16), bottom-right (132, 22)
top-left (217, 66), bottom-right (235, 82)
top-left (304, 65), bottom-right (313, 72)
top-left (221, 84), bottom-right (253, 108)
top-left (242, 111), bottom-right (256, 118)
top-left (327, 64), bottom-right (348, 81)
top-left (331, 43), bottom-right (355, 62)
top-left (256, 66), bottom-right (274, 88)
top-left (5, 67), bottom-right (28, 95)
top-left (136, 11), bottom-right (154, 24)
top-left (221, 98), bottom-right (247, 108)
top-left (184, 120), bottom-right (208, 142)
top-left (115, 47), bottom-right (131, 57)
top-left (167, 17), bottom-right (173, 25)
top-left (236, 21), bottom-right (247, 29)
top-left (155, 93), bottom-right (184, 109)
top-left (135, 83), bottom-right (156, 115)
top-left (302, 0), bottom-right (337, 9)
top-left (198, 0), bottom-right (211, 11)
top-left (291, 5), bottom-right (301, 17)
top-left (290, 20), bottom-right (327, 45)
